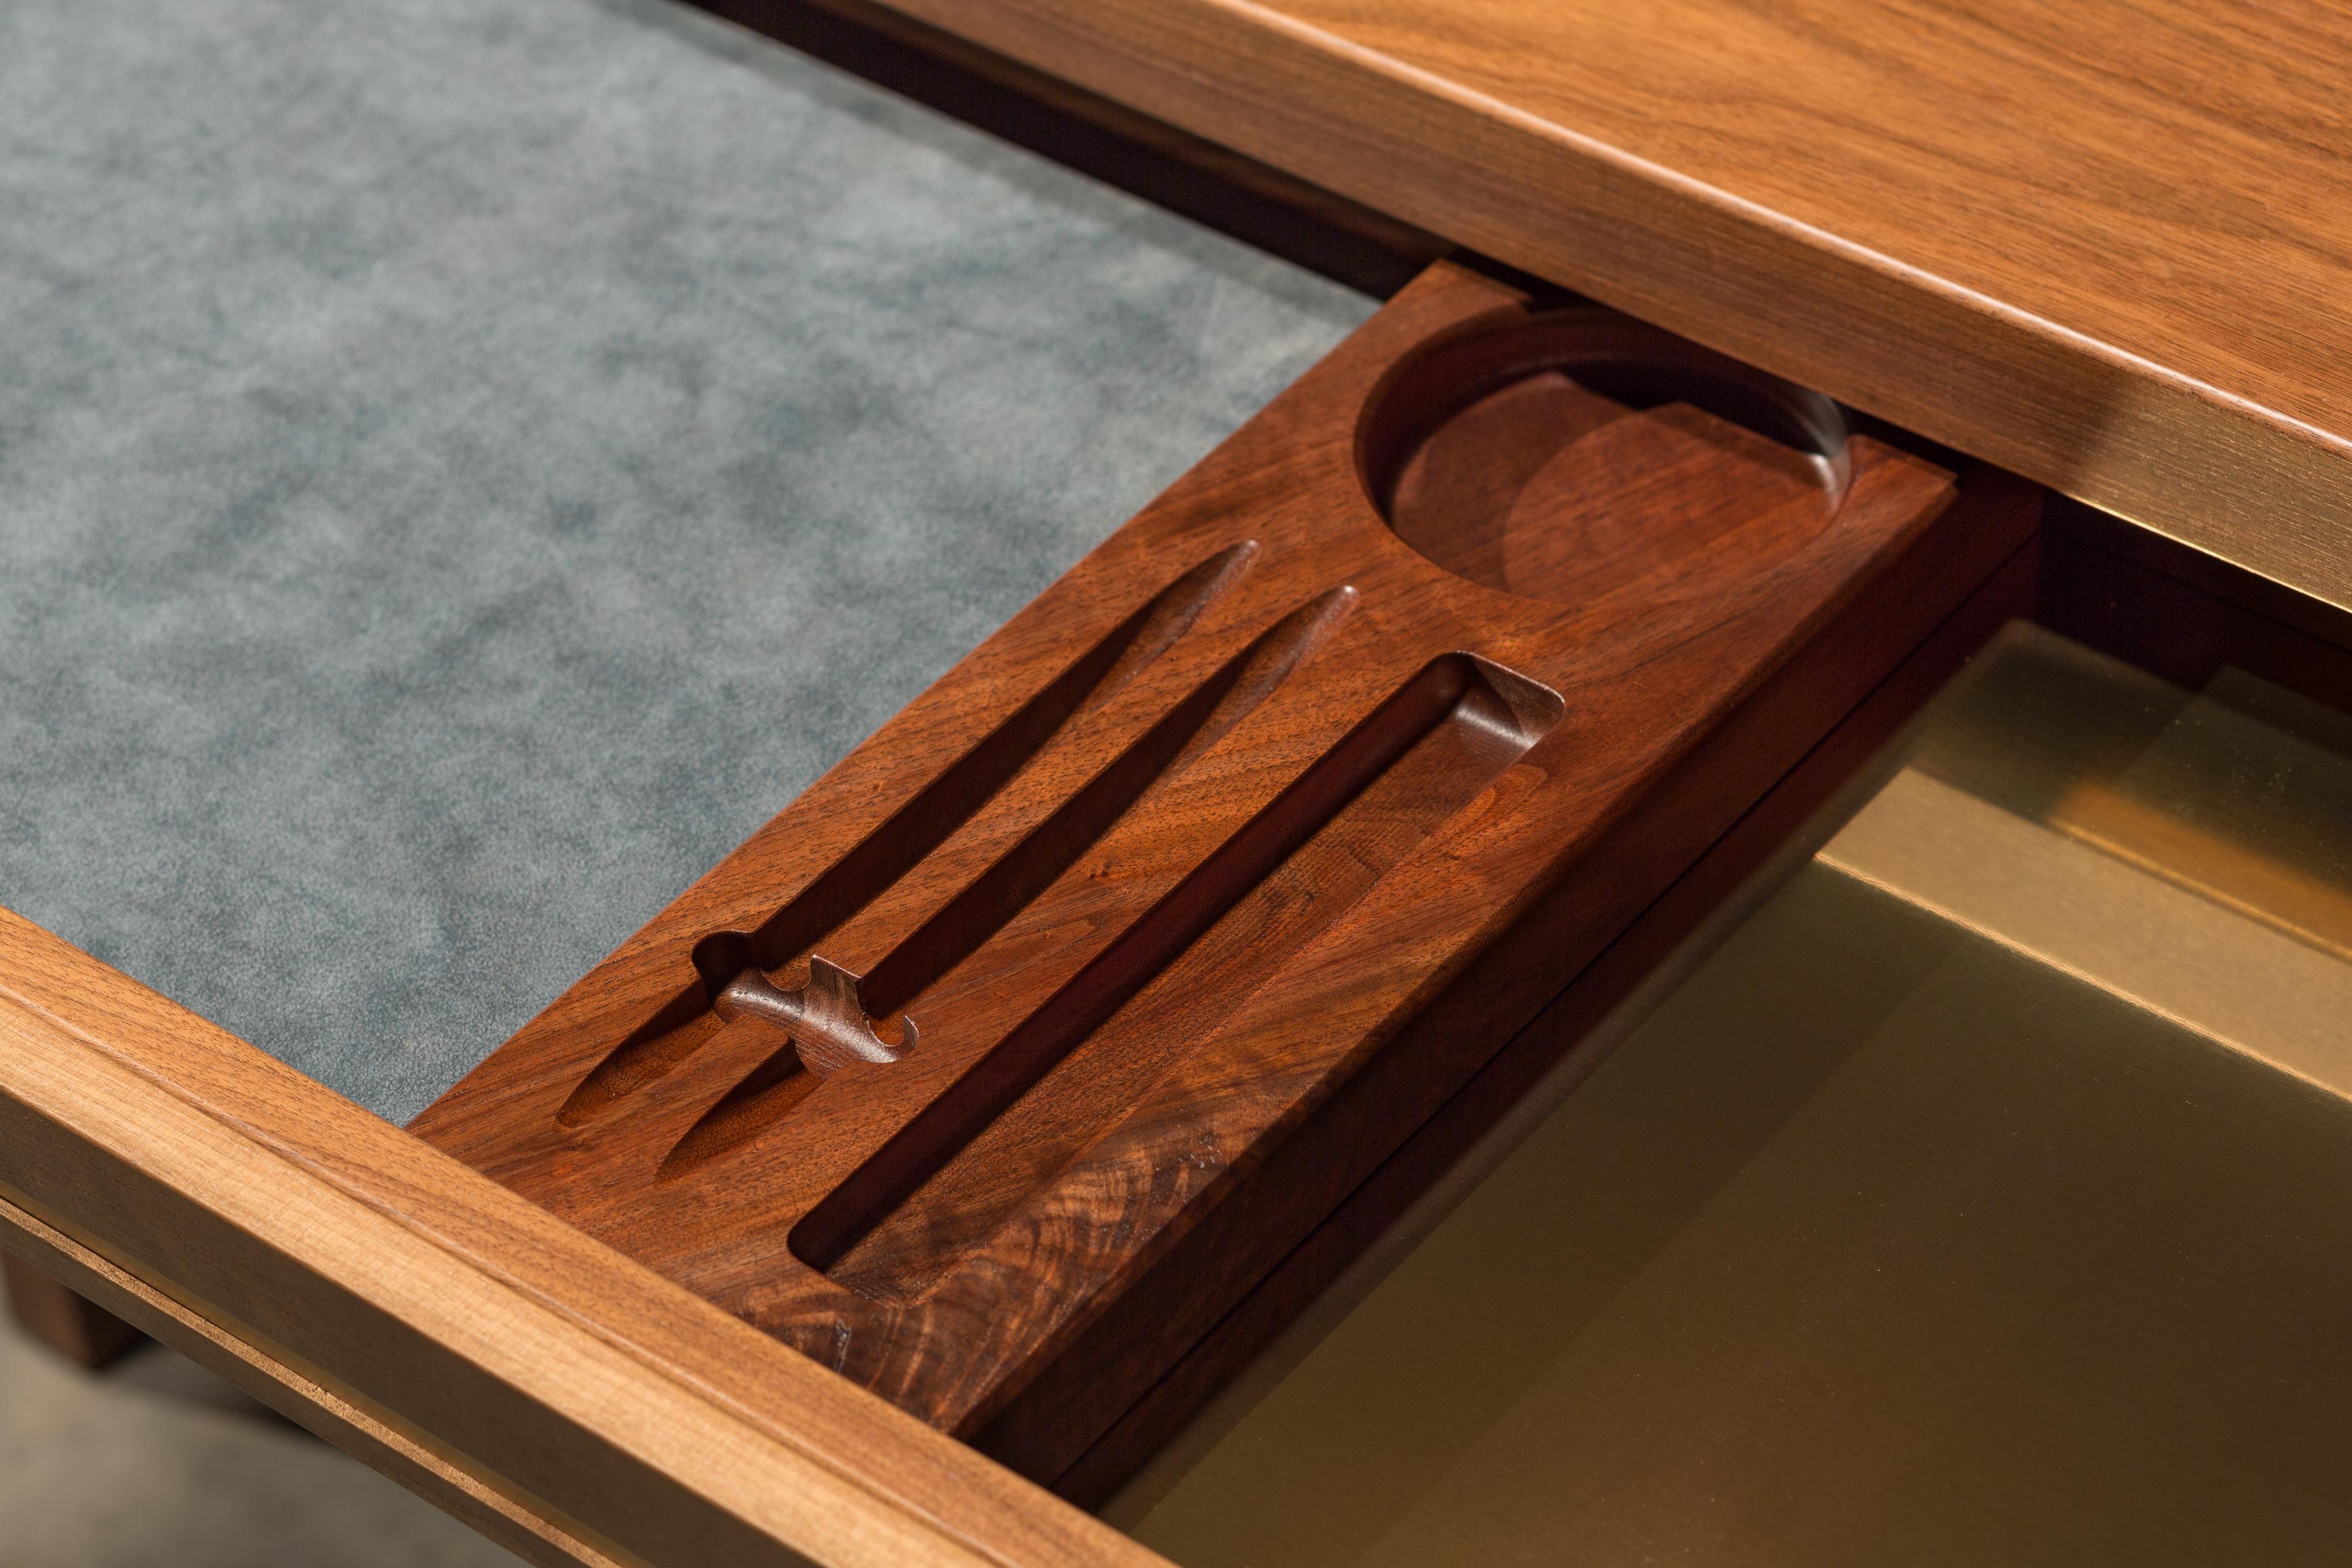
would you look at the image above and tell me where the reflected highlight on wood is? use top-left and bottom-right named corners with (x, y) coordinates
top-left (1390, 385), bottom-right (1837, 608)
top-left (412, 261), bottom-right (1998, 1475)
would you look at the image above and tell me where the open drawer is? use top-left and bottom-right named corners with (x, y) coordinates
top-left (400, 257), bottom-right (2024, 1486)
top-left (8, 194), bottom-right (2351, 1568)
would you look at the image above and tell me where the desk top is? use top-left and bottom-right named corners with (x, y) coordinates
top-left (893, 0), bottom-right (2352, 609)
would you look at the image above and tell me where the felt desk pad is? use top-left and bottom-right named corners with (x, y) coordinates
top-left (0, 0), bottom-right (1369, 1122)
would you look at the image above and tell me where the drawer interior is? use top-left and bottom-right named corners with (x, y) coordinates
top-left (1098, 604), bottom-right (2352, 1564)
top-left (11, 3), bottom-right (2352, 1561)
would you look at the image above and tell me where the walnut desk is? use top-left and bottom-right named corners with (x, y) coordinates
top-left (5, 0), bottom-right (2351, 1564)
top-left (832, 0), bottom-right (2352, 612)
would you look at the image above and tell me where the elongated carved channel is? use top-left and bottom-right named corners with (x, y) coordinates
top-left (655, 586), bottom-right (1360, 1177)
top-left (554, 543), bottom-right (1255, 1130)
top-left (791, 651), bottom-right (1563, 1294)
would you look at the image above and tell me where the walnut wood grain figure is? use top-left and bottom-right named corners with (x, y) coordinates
top-left (413, 259), bottom-right (2003, 1471)
top-left (1049, 533), bottom-right (2046, 1504)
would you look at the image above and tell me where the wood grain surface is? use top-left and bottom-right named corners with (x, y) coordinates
top-left (1055, 529), bottom-right (2044, 1506)
top-left (412, 261), bottom-right (1995, 1475)
top-left (850, 0), bottom-right (2352, 613)
top-left (0, 904), bottom-right (1166, 1568)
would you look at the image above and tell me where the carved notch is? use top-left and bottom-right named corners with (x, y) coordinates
top-left (713, 955), bottom-right (913, 1079)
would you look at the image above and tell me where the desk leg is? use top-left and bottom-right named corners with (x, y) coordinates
top-left (4, 1250), bottom-right (141, 1369)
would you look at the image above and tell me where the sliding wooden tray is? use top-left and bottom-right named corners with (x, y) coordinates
top-left (410, 259), bottom-right (2031, 1480)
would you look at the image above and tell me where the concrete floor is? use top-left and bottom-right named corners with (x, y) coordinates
top-left (0, 1306), bottom-right (521, 1567)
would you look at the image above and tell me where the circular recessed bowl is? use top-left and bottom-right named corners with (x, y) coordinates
top-left (1358, 309), bottom-right (1853, 606)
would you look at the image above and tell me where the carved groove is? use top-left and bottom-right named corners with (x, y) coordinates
top-left (656, 587), bottom-right (1357, 1174)
top-left (555, 544), bottom-right (1254, 1128)
top-left (656, 1017), bottom-right (818, 1178)
top-left (858, 585), bottom-right (1360, 1023)
top-left (789, 653), bottom-right (1563, 1290)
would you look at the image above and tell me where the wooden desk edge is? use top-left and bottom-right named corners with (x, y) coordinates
top-left (0, 1194), bottom-right (630, 1568)
top-left (0, 906), bottom-right (1166, 1568)
top-left (867, 0), bottom-right (2352, 615)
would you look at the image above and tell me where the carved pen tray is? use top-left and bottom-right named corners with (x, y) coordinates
top-left (412, 261), bottom-right (1991, 1478)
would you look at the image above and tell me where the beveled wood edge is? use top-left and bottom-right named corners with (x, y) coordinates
top-left (867, 0), bottom-right (2352, 616)
top-left (0, 906), bottom-right (1168, 1568)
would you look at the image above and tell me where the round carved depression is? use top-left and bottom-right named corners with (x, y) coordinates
top-left (1359, 309), bottom-right (1854, 606)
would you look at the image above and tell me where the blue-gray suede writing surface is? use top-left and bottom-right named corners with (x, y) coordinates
top-left (0, 0), bottom-right (1370, 1120)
